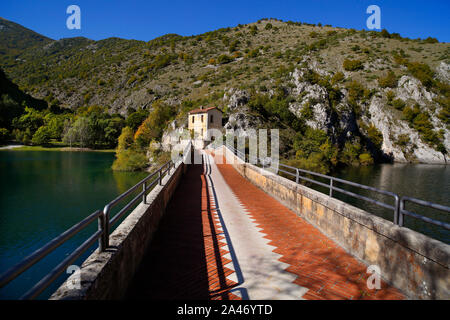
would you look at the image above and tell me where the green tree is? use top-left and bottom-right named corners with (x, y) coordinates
top-left (12, 107), bottom-right (44, 134)
top-left (44, 114), bottom-right (65, 139)
top-left (31, 126), bottom-right (51, 145)
top-left (367, 124), bottom-right (383, 150)
top-left (104, 117), bottom-right (125, 147)
top-left (117, 126), bottom-right (134, 151)
top-left (63, 117), bottom-right (91, 148)
top-left (134, 101), bottom-right (176, 148)
top-left (340, 140), bottom-right (362, 165)
top-left (126, 109), bottom-right (149, 130)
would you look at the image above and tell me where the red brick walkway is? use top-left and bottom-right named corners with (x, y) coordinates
top-left (125, 164), bottom-right (241, 300)
top-left (215, 163), bottom-right (404, 300)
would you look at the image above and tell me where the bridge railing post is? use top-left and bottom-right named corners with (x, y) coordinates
top-left (142, 181), bottom-right (147, 205)
top-left (99, 206), bottom-right (110, 251)
top-left (398, 197), bottom-right (404, 227)
top-left (97, 214), bottom-right (105, 252)
top-left (329, 178), bottom-right (333, 197)
top-left (295, 169), bottom-right (299, 184)
top-left (158, 170), bottom-right (162, 185)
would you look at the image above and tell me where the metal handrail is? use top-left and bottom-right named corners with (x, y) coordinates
top-left (223, 143), bottom-right (448, 232)
top-left (0, 210), bottom-right (103, 298)
top-left (277, 161), bottom-right (400, 216)
top-left (400, 196), bottom-right (450, 230)
top-left (0, 141), bottom-right (192, 299)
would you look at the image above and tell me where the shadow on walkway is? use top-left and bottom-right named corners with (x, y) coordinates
top-left (125, 160), bottom-right (239, 300)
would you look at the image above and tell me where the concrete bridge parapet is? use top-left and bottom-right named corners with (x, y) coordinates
top-left (221, 146), bottom-right (450, 300)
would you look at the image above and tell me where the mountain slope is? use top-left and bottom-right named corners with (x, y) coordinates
top-left (0, 18), bottom-right (449, 165)
top-left (0, 17), bottom-right (52, 64)
top-left (0, 67), bottom-right (47, 129)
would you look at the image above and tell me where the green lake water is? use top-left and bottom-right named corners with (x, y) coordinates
top-left (311, 163), bottom-right (449, 244)
top-left (0, 150), bottom-right (147, 299)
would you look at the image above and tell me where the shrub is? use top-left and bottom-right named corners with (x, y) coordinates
top-left (406, 61), bottom-right (434, 88)
top-left (437, 143), bottom-right (447, 155)
top-left (391, 98), bottom-right (406, 110)
top-left (367, 124), bottom-right (383, 149)
top-left (378, 71), bottom-right (398, 88)
top-left (294, 128), bottom-right (328, 159)
top-left (246, 49), bottom-right (259, 58)
top-left (396, 134), bottom-right (410, 147)
top-left (386, 90), bottom-right (395, 103)
top-left (346, 80), bottom-right (365, 114)
top-left (394, 58), bottom-right (434, 88)
top-left (265, 23), bottom-right (273, 30)
top-left (308, 39), bottom-right (328, 51)
top-left (232, 51), bottom-right (242, 59)
top-left (359, 153), bottom-right (374, 165)
top-left (292, 128), bottom-right (338, 173)
top-left (402, 106), bottom-right (439, 145)
top-left (437, 99), bottom-right (450, 125)
top-left (217, 54), bottom-right (233, 64)
top-left (340, 140), bottom-right (362, 165)
top-left (423, 37), bottom-right (438, 44)
top-left (127, 75), bottom-right (137, 85)
top-left (249, 25), bottom-right (258, 36)
top-left (380, 29), bottom-right (390, 38)
top-left (343, 59), bottom-right (363, 71)
top-left (229, 40), bottom-right (240, 52)
top-left (402, 106), bottom-right (419, 122)
top-left (331, 72), bottom-right (344, 84)
top-left (286, 154), bottom-right (330, 175)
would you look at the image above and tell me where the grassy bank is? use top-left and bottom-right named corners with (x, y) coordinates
top-left (2, 144), bottom-right (114, 152)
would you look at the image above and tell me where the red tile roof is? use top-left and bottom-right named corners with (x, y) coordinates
top-left (188, 106), bottom-right (222, 114)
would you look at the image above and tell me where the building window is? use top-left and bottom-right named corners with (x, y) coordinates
top-left (192, 116), bottom-right (195, 123)
top-left (201, 115), bottom-right (204, 122)
top-left (201, 128), bottom-right (203, 137)
top-left (210, 115), bottom-right (213, 123)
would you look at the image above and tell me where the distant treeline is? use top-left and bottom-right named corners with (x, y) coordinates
top-left (0, 68), bottom-right (146, 149)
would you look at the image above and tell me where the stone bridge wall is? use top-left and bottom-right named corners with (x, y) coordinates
top-left (51, 159), bottom-right (188, 300)
top-left (222, 146), bottom-right (449, 299)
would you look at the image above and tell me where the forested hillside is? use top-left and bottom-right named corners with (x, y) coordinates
top-left (1, 17), bottom-right (448, 171)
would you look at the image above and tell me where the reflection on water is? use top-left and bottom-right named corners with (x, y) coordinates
top-left (329, 164), bottom-right (449, 244)
top-left (112, 170), bottom-right (146, 194)
top-left (0, 151), bottom-right (147, 299)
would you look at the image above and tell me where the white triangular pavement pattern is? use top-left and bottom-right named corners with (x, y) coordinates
top-left (202, 150), bottom-right (309, 300)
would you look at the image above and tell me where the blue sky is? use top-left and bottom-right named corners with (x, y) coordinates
top-left (1, 0), bottom-right (449, 42)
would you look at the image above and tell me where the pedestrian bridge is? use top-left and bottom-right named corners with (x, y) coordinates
top-left (1, 144), bottom-right (449, 300)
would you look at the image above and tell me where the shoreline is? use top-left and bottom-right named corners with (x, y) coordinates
top-left (0, 145), bottom-right (23, 150)
top-left (0, 145), bottom-right (115, 152)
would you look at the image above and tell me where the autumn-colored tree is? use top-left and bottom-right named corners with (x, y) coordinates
top-left (134, 101), bottom-right (176, 148)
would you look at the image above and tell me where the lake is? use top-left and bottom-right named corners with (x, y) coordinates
top-left (317, 163), bottom-right (449, 244)
top-left (0, 150), bottom-right (147, 299)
